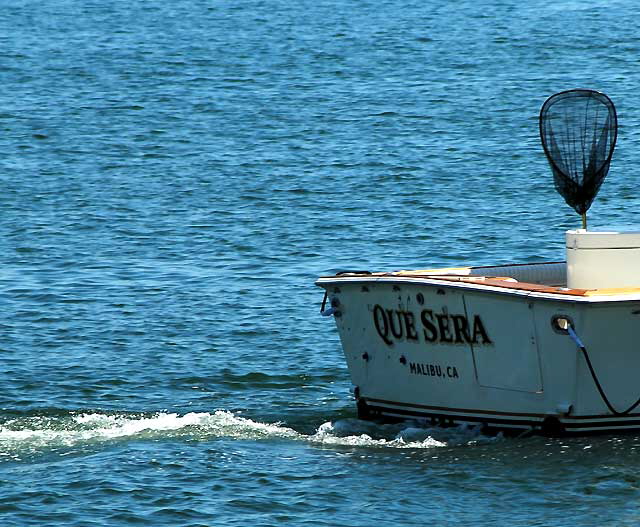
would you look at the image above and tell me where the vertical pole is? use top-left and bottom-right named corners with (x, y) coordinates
top-left (581, 212), bottom-right (587, 230)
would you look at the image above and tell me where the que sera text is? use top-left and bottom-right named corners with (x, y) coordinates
top-left (373, 305), bottom-right (492, 347)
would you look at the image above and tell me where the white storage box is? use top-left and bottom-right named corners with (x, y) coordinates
top-left (566, 229), bottom-right (640, 289)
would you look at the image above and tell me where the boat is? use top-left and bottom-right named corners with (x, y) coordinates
top-left (316, 89), bottom-right (640, 435)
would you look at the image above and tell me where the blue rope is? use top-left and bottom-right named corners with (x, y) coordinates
top-left (568, 323), bottom-right (640, 416)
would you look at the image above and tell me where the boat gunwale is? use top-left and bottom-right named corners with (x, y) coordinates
top-left (316, 262), bottom-right (640, 303)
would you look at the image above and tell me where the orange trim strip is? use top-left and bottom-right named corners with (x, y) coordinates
top-left (389, 274), bottom-right (589, 296)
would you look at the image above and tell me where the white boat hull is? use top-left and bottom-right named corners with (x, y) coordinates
top-left (317, 266), bottom-right (640, 435)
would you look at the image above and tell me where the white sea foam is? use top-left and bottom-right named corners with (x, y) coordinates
top-left (0, 410), bottom-right (497, 458)
top-left (309, 419), bottom-right (495, 449)
top-left (311, 420), bottom-right (447, 448)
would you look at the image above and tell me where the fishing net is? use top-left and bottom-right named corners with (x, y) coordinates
top-left (539, 89), bottom-right (617, 216)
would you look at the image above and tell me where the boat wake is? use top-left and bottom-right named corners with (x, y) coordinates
top-left (0, 410), bottom-right (501, 461)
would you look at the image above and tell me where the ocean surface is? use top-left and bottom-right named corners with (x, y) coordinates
top-left (2, 0), bottom-right (640, 525)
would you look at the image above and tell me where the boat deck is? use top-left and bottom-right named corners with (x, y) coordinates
top-left (318, 262), bottom-right (640, 300)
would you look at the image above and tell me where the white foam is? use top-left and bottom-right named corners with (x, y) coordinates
top-left (310, 420), bottom-right (481, 449)
top-left (0, 411), bottom-right (498, 458)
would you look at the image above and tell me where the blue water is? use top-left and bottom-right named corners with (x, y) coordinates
top-left (3, 0), bottom-right (640, 524)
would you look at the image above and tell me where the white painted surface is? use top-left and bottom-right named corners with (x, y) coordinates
top-left (464, 293), bottom-right (543, 393)
top-left (566, 229), bottom-right (640, 289)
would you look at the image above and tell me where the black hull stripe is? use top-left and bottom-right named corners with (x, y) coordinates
top-left (366, 401), bottom-right (640, 432)
top-left (367, 397), bottom-right (640, 421)
top-left (373, 405), bottom-right (539, 428)
top-left (367, 397), bottom-right (546, 419)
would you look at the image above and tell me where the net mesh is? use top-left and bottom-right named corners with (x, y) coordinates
top-left (539, 89), bottom-right (617, 216)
